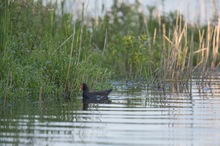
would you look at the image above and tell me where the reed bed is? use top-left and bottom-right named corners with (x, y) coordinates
top-left (155, 13), bottom-right (220, 95)
top-left (0, 0), bottom-right (112, 100)
top-left (0, 0), bottom-right (219, 100)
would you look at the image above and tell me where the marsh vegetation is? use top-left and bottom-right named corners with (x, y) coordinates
top-left (0, 0), bottom-right (219, 100)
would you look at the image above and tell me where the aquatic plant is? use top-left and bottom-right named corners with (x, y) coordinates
top-left (0, 0), bottom-right (111, 100)
top-left (0, 0), bottom-right (219, 100)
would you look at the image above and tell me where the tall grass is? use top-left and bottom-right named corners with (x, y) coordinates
top-left (0, 0), bottom-right (219, 100)
top-left (155, 9), bottom-right (220, 94)
top-left (0, 0), bottom-right (111, 100)
top-left (92, 1), bottom-right (219, 81)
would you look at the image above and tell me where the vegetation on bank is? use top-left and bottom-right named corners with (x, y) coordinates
top-left (0, 0), bottom-right (219, 99)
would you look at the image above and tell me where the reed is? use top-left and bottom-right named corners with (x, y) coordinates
top-left (0, 0), bottom-right (111, 100)
top-left (160, 17), bottom-right (189, 80)
top-left (0, 0), bottom-right (219, 100)
top-left (157, 9), bottom-right (219, 94)
top-left (194, 22), bottom-right (220, 70)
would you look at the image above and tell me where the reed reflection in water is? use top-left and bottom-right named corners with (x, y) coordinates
top-left (0, 76), bottom-right (220, 145)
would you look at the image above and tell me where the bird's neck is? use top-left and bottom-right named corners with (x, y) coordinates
top-left (83, 89), bottom-right (90, 98)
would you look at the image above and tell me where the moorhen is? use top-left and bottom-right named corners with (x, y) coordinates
top-left (80, 83), bottom-right (112, 104)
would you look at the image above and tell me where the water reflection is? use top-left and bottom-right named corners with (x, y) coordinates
top-left (83, 98), bottom-right (111, 111)
top-left (1, 75), bottom-right (220, 145)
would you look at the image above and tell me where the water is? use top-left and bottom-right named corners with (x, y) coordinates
top-left (1, 76), bottom-right (220, 145)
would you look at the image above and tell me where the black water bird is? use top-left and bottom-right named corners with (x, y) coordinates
top-left (80, 83), bottom-right (112, 104)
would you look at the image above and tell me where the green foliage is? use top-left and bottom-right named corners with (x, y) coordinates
top-left (0, 0), bottom-right (111, 99)
top-left (0, 0), bottom-right (219, 100)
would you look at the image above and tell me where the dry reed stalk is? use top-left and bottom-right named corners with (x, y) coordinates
top-left (211, 18), bottom-right (220, 69)
top-left (163, 15), bottom-right (194, 92)
top-left (95, 29), bottom-right (108, 83)
top-left (193, 24), bottom-right (210, 80)
top-left (175, 32), bottom-right (180, 78)
top-left (178, 22), bottom-right (188, 76)
top-left (181, 23), bottom-right (188, 72)
top-left (200, 22), bottom-right (215, 79)
top-left (204, 22), bottom-right (211, 70)
top-left (65, 25), bottom-right (76, 92)
top-left (193, 29), bottom-right (205, 71)
top-left (211, 26), bottom-right (216, 69)
top-left (52, 33), bottom-right (75, 55)
top-left (102, 29), bottom-right (108, 61)
top-left (163, 32), bottom-right (174, 80)
top-left (161, 24), bottom-right (166, 83)
top-left (172, 27), bottom-right (178, 79)
top-left (157, 11), bottom-right (161, 34)
top-left (189, 34), bottom-right (194, 99)
top-left (189, 34), bottom-right (194, 74)
top-left (39, 86), bottom-right (42, 101)
top-left (163, 21), bottom-right (188, 81)
top-left (77, 3), bottom-right (85, 65)
top-left (157, 2), bottom-right (219, 94)
top-left (153, 28), bottom-right (157, 44)
top-left (78, 24), bottom-right (84, 65)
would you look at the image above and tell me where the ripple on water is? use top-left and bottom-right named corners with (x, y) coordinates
top-left (1, 79), bottom-right (220, 145)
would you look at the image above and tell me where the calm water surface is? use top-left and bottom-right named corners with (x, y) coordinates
top-left (1, 76), bottom-right (220, 145)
